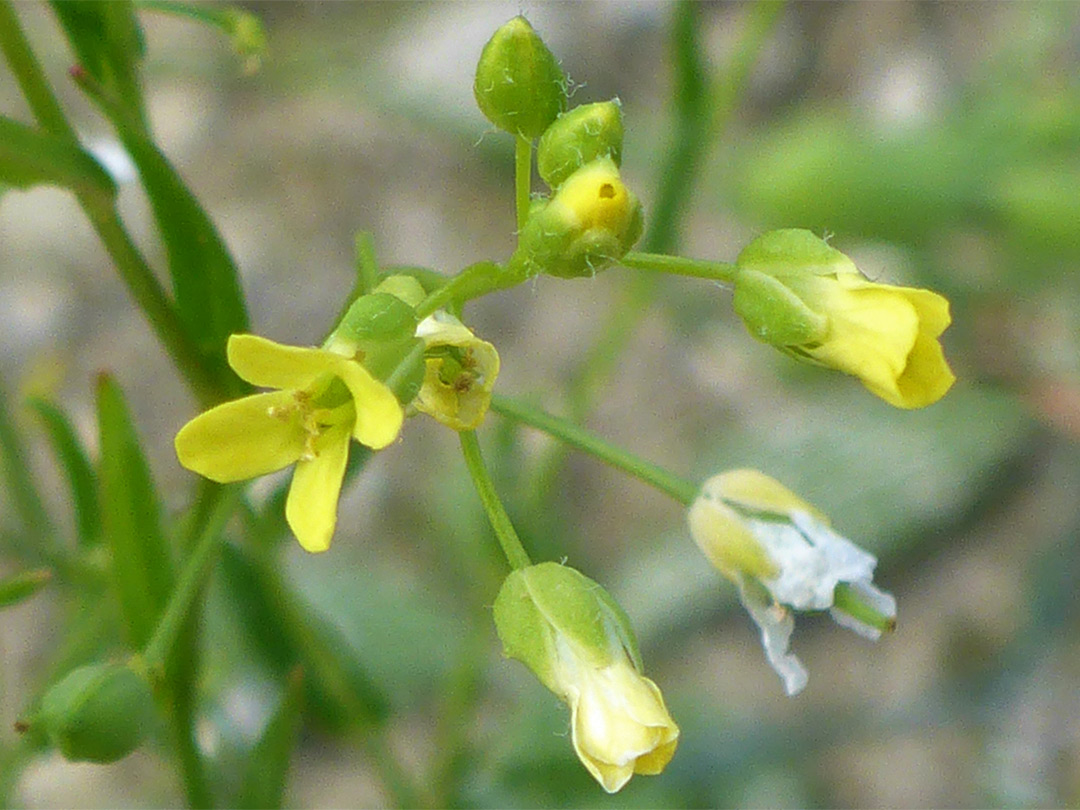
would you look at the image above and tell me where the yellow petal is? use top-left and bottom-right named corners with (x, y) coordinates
top-left (687, 492), bottom-right (778, 581)
top-left (175, 391), bottom-right (305, 482)
top-left (808, 282), bottom-right (919, 403)
top-left (707, 469), bottom-right (827, 523)
top-left (415, 313), bottom-right (501, 431)
top-left (227, 334), bottom-right (337, 390)
top-left (284, 423), bottom-right (351, 553)
top-left (322, 355), bottom-right (404, 449)
top-left (889, 330), bottom-right (956, 408)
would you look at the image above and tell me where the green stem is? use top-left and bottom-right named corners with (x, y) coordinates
top-left (458, 431), bottom-right (532, 570)
top-left (355, 231), bottom-right (380, 296)
top-left (620, 251), bottom-right (739, 284)
top-left (490, 395), bottom-right (699, 506)
top-left (514, 134), bottom-right (532, 232)
top-left (414, 261), bottom-right (510, 320)
top-left (143, 486), bottom-right (238, 667)
top-left (0, 1), bottom-right (77, 140)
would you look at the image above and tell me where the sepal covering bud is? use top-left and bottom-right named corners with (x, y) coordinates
top-left (474, 16), bottom-right (566, 139)
top-left (38, 661), bottom-right (155, 763)
top-left (493, 562), bottom-right (679, 793)
top-left (516, 157), bottom-right (643, 279)
top-left (537, 100), bottom-right (624, 189)
top-left (688, 469), bottom-right (896, 696)
top-left (733, 229), bottom-right (955, 408)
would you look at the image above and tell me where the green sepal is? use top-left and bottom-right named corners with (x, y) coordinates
top-left (333, 293), bottom-right (419, 345)
top-left (38, 661), bottom-right (156, 764)
top-left (493, 563), bottom-right (644, 694)
top-left (0, 115), bottom-right (116, 202)
top-left (735, 228), bottom-right (857, 278)
top-left (474, 16), bottom-right (566, 139)
top-left (0, 569), bottom-right (51, 611)
top-left (237, 667), bottom-right (304, 809)
top-left (27, 397), bottom-right (101, 546)
top-left (537, 100), bottom-right (624, 189)
top-left (732, 268), bottom-right (828, 347)
top-left (96, 374), bottom-right (174, 648)
top-left (373, 274), bottom-right (426, 308)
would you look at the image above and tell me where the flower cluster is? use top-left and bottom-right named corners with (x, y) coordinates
top-left (168, 14), bottom-right (955, 795)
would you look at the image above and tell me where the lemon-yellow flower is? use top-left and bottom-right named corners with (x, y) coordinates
top-left (414, 312), bottom-right (499, 431)
top-left (734, 229), bottom-right (955, 408)
top-left (175, 334), bottom-right (403, 553)
top-left (688, 469), bottom-right (896, 695)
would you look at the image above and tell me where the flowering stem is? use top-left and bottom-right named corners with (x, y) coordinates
top-left (490, 394), bottom-right (700, 506)
top-left (143, 486), bottom-right (239, 668)
top-left (514, 134), bottom-right (532, 232)
top-left (459, 431), bottom-right (532, 570)
top-left (620, 251), bottom-right (739, 284)
top-left (414, 260), bottom-right (510, 320)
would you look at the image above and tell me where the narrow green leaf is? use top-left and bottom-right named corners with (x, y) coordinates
top-left (49, 0), bottom-right (147, 131)
top-left (0, 375), bottom-right (51, 546)
top-left (219, 544), bottom-right (389, 731)
top-left (0, 568), bottom-right (51, 610)
top-left (237, 667), bottom-right (304, 809)
top-left (0, 115), bottom-right (116, 200)
top-left (136, 2), bottom-right (266, 74)
top-left (112, 121), bottom-right (250, 356)
top-left (96, 374), bottom-right (174, 647)
top-left (26, 397), bottom-right (101, 547)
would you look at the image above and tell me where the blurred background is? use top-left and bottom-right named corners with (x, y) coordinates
top-left (2, 1), bottom-right (1079, 807)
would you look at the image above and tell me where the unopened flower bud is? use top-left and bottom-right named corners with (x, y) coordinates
top-left (474, 16), bottom-right (566, 139)
top-left (373, 274), bottom-right (426, 308)
top-left (733, 229), bottom-right (955, 408)
top-left (537, 100), bottom-right (624, 189)
top-left (494, 562), bottom-right (678, 793)
top-left (516, 157), bottom-right (643, 279)
top-left (38, 661), bottom-right (155, 763)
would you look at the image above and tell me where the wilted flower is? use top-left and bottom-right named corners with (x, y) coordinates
top-left (414, 311), bottom-right (499, 431)
top-left (688, 469), bottom-right (896, 695)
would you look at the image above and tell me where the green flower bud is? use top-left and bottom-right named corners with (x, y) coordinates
top-left (373, 274), bottom-right (426, 308)
top-left (333, 292), bottom-right (419, 345)
top-left (516, 157), bottom-right (643, 279)
top-left (474, 16), bottom-right (566, 139)
top-left (39, 661), bottom-right (155, 763)
top-left (537, 100), bottom-right (624, 189)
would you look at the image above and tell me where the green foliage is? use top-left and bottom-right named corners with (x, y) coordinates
top-left (0, 115), bottom-right (116, 201)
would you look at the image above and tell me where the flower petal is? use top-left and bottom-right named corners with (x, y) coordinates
top-left (322, 355), bottom-right (404, 449)
top-left (284, 422), bottom-right (351, 553)
top-left (175, 391), bottom-right (305, 482)
top-left (736, 576), bottom-right (807, 696)
top-left (227, 334), bottom-right (337, 390)
top-left (891, 330), bottom-right (956, 408)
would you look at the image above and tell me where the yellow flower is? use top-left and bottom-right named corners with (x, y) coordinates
top-left (557, 640), bottom-right (679, 793)
top-left (734, 228), bottom-right (955, 408)
top-left (174, 333), bottom-right (403, 553)
top-left (688, 469), bottom-right (896, 695)
top-left (414, 312), bottom-right (499, 431)
top-left (493, 562), bottom-right (678, 792)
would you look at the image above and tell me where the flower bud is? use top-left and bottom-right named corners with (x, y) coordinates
top-left (537, 100), bottom-right (624, 189)
top-left (474, 16), bottom-right (566, 139)
top-left (414, 312), bottom-right (499, 431)
top-left (38, 661), bottom-right (156, 763)
top-left (516, 157), bottom-right (643, 279)
top-left (494, 562), bottom-right (678, 793)
top-left (373, 274), bottom-right (426, 308)
top-left (332, 292), bottom-right (419, 346)
top-left (733, 229), bottom-right (955, 408)
top-left (688, 469), bottom-right (896, 696)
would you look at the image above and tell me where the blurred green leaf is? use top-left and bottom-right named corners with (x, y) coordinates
top-left (110, 122), bottom-right (250, 359)
top-left (0, 115), bottom-right (116, 201)
top-left (219, 544), bottom-right (389, 732)
top-left (136, 1), bottom-right (266, 75)
top-left (49, 0), bottom-right (147, 131)
top-left (96, 374), bottom-right (174, 647)
top-left (27, 397), bottom-right (101, 547)
top-left (237, 667), bottom-right (304, 809)
top-left (0, 568), bottom-right (51, 610)
top-left (0, 375), bottom-right (51, 548)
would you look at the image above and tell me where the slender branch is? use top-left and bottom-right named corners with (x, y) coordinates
top-left (458, 431), bottom-right (532, 570)
top-left (620, 251), bottom-right (739, 284)
top-left (0, 1), bottom-right (77, 140)
top-left (490, 395), bottom-right (699, 506)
